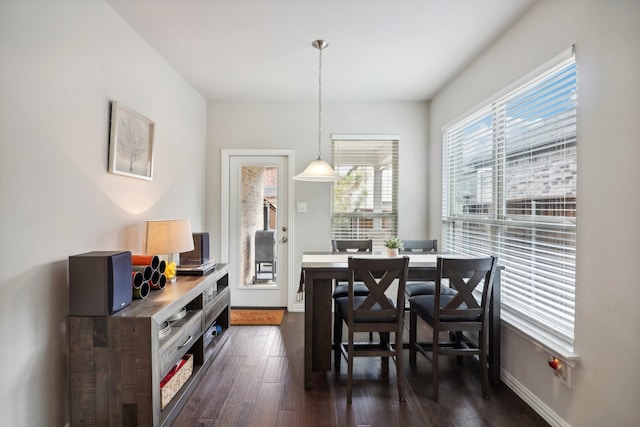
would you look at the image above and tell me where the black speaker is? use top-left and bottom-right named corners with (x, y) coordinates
top-left (69, 251), bottom-right (133, 316)
top-left (180, 232), bottom-right (210, 264)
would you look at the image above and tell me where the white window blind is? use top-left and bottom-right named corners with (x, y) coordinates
top-left (442, 55), bottom-right (577, 350)
top-left (331, 137), bottom-right (399, 251)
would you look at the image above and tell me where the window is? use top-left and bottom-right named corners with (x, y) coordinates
top-left (442, 53), bottom-right (577, 352)
top-left (331, 136), bottom-right (399, 251)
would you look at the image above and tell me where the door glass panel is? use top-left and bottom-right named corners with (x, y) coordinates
top-left (240, 165), bottom-right (278, 287)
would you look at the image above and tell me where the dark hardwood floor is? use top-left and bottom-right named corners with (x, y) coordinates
top-left (173, 312), bottom-right (549, 427)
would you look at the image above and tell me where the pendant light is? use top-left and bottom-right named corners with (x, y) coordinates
top-left (293, 40), bottom-right (341, 182)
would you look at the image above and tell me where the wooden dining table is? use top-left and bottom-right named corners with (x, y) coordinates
top-left (300, 252), bottom-right (502, 389)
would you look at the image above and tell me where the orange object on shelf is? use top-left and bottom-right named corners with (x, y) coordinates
top-left (131, 254), bottom-right (160, 269)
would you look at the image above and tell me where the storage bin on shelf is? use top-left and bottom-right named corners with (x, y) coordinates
top-left (160, 354), bottom-right (193, 410)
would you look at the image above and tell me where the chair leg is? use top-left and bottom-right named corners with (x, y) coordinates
top-left (480, 330), bottom-right (489, 399)
top-left (347, 330), bottom-right (354, 404)
top-left (380, 332), bottom-right (389, 367)
top-left (334, 303), bottom-right (343, 372)
top-left (454, 331), bottom-right (464, 365)
top-left (395, 331), bottom-right (405, 402)
top-left (431, 327), bottom-right (439, 401)
top-left (409, 308), bottom-right (417, 367)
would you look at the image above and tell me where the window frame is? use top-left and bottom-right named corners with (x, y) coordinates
top-left (441, 49), bottom-right (578, 358)
top-left (330, 135), bottom-right (399, 251)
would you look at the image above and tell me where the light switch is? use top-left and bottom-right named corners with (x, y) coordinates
top-left (297, 202), bottom-right (307, 213)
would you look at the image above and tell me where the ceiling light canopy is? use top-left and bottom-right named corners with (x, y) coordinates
top-left (293, 40), bottom-right (341, 182)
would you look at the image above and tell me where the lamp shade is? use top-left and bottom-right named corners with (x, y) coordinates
top-left (144, 219), bottom-right (195, 255)
top-left (293, 159), bottom-right (341, 182)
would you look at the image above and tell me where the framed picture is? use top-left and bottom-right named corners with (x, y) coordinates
top-left (108, 101), bottom-right (155, 180)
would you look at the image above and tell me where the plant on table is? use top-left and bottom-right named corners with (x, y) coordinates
top-left (383, 236), bottom-right (403, 250)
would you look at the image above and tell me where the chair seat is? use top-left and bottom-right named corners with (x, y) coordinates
top-left (332, 282), bottom-right (370, 298)
top-left (409, 294), bottom-right (479, 323)
top-left (405, 282), bottom-right (457, 297)
top-left (335, 296), bottom-right (398, 323)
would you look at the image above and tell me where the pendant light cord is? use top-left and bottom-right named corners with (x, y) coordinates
top-left (317, 44), bottom-right (323, 160)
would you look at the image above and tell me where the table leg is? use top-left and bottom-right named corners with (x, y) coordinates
top-left (304, 271), bottom-right (314, 389)
top-left (304, 272), bottom-right (333, 389)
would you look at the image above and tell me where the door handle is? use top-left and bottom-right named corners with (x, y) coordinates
top-left (178, 335), bottom-right (193, 349)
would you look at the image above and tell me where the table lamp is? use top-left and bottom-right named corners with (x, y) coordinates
top-left (144, 219), bottom-right (194, 283)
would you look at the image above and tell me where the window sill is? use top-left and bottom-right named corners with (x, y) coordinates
top-left (501, 313), bottom-right (579, 368)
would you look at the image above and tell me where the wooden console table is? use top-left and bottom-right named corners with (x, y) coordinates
top-left (68, 264), bottom-right (230, 426)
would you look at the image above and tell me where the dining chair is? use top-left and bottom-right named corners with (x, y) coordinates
top-left (408, 256), bottom-right (497, 400)
top-left (401, 239), bottom-right (438, 253)
top-left (335, 256), bottom-right (409, 403)
top-left (331, 239), bottom-right (373, 371)
top-left (401, 239), bottom-right (456, 298)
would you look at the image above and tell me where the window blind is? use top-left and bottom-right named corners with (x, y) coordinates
top-left (331, 138), bottom-right (399, 251)
top-left (442, 56), bottom-right (577, 350)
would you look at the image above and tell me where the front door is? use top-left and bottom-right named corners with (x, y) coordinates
top-left (223, 150), bottom-right (292, 308)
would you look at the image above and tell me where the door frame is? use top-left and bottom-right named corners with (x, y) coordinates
top-left (221, 149), bottom-right (297, 312)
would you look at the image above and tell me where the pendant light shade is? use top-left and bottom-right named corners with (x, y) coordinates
top-left (294, 158), bottom-right (340, 182)
top-left (293, 40), bottom-right (341, 182)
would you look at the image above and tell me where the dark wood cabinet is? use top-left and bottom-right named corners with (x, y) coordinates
top-left (68, 264), bottom-right (230, 426)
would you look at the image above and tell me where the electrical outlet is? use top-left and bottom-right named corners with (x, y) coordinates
top-left (559, 364), bottom-right (572, 388)
top-left (548, 355), bottom-right (572, 388)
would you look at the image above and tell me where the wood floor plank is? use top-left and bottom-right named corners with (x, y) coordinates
top-left (202, 364), bottom-right (255, 422)
top-left (172, 312), bottom-right (550, 427)
top-left (275, 410), bottom-right (297, 427)
top-left (247, 382), bottom-right (283, 426)
top-left (233, 400), bottom-right (255, 427)
top-left (263, 356), bottom-right (287, 384)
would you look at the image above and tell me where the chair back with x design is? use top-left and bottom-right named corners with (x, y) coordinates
top-left (436, 259), bottom-right (495, 328)
top-left (408, 256), bottom-right (497, 400)
top-left (350, 264), bottom-right (402, 323)
top-left (336, 256), bottom-right (409, 403)
top-left (332, 239), bottom-right (374, 370)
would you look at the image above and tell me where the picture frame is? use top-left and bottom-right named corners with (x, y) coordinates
top-left (108, 101), bottom-right (155, 180)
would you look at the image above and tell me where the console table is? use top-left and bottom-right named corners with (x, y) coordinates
top-left (68, 264), bottom-right (230, 427)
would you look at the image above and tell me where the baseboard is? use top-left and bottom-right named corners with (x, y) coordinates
top-left (501, 368), bottom-right (570, 427)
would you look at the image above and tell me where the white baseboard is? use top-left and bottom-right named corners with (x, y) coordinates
top-left (501, 368), bottom-right (570, 427)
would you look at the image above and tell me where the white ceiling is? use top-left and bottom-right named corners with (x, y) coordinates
top-left (106, 0), bottom-right (535, 102)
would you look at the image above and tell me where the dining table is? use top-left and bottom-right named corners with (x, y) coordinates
top-left (300, 252), bottom-right (502, 389)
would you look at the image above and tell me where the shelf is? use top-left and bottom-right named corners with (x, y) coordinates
top-left (159, 310), bottom-right (203, 375)
top-left (204, 327), bottom-right (230, 362)
top-left (69, 264), bottom-right (230, 427)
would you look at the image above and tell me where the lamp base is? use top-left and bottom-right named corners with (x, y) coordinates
top-left (158, 253), bottom-right (179, 283)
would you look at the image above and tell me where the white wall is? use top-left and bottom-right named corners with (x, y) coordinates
top-left (205, 100), bottom-right (430, 283)
top-left (0, 1), bottom-right (207, 425)
top-left (429, 1), bottom-right (640, 425)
